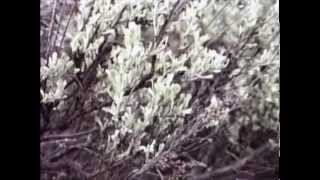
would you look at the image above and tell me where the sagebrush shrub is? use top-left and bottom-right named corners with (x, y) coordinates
top-left (40, 0), bottom-right (279, 179)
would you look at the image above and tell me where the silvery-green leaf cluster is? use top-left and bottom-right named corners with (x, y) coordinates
top-left (40, 0), bottom-right (279, 175)
top-left (41, 52), bottom-right (74, 103)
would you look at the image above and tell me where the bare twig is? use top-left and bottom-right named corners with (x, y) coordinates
top-left (45, 0), bottom-right (58, 61)
top-left (197, 142), bottom-right (271, 179)
top-left (41, 127), bottom-right (99, 142)
top-left (80, 2), bottom-right (95, 32)
top-left (124, 55), bottom-right (156, 96)
top-left (66, 100), bottom-right (113, 123)
top-left (205, 0), bottom-right (232, 30)
top-left (111, 4), bottom-right (128, 28)
top-left (155, 0), bottom-right (188, 44)
top-left (51, 3), bottom-right (67, 55)
top-left (59, 1), bottom-right (78, 49)
top-left (41, 158), bottom-right (90, 178)
top-left (156, 168), bottom-right (165, 180)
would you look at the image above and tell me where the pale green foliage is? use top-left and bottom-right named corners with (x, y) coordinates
top-left (41, 0), bottom-right (279, 170)
top-left (41, 52), bottom-right (74, 103)
top-left (82, 0), bottom-right (234, 158)
top-left (227, 0), bottom-right (279, 127)
top-left (89, 0), bottom-right (230, 159)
